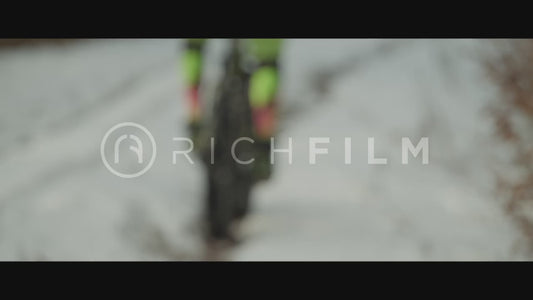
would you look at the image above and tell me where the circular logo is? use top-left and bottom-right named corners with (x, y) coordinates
top-left (100, 122), bottom-right (157, 178)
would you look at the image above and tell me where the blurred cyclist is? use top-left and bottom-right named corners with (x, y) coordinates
top-left (181, 38), bottom-right (282, 181)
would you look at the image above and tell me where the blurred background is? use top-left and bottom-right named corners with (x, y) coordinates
top-left (0, 38), bottom-right (531, 260)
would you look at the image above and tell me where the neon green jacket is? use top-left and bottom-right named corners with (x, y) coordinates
top-left (182, 39), bottom-right (282, 109)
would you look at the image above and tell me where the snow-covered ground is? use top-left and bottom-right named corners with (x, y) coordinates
top-left (0, 39), bottom-right (525, 260)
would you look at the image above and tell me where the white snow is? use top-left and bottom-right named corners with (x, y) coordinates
top-left (0, 39), bottom-right (525, 260)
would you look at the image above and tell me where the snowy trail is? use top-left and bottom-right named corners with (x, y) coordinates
top-left (233, 40), bottom-right (523, 260)
top-left (0, 39), bottom-right (525, 260)
top-left (0, 40), bottom-right (204, 260)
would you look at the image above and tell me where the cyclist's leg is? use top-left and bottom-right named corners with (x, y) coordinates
top-left (246, 39), bottom-right (283, 181)
top-left (181, 39), bottom-right (207, 144)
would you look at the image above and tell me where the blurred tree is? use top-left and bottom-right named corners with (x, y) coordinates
top-left (487, 39), bottom-right (533, 253)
